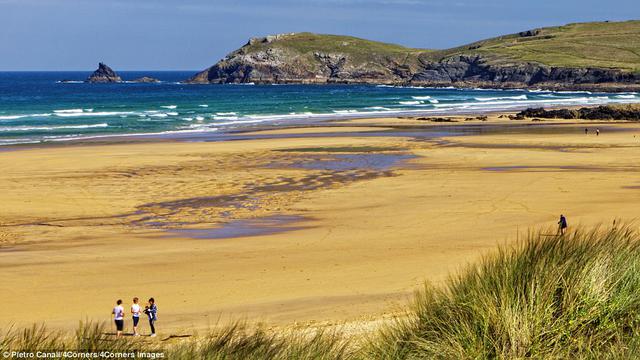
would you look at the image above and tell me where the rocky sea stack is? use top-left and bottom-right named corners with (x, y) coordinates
top-left (185, 20), bottom-right (640, 91)
top-left (131, 76), bottom-right (161, 83)
top-left (86, 63), bottom-right (122, 83)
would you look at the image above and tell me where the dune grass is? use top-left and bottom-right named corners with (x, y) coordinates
top-left (0, 322), bottom-right (351, 360)
top-left (5, 225), bottom-right (640, 359)
top-left (366, 225), bottom-right (640, 359)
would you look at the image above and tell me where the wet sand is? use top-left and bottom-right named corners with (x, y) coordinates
top-left (2, 113), bottom-right (640, 333)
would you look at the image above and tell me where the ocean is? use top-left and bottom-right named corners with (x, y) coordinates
top-left (0, 71), bottom-right (638, 146)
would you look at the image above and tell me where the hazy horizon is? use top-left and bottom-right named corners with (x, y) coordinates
top-left (0, 0), bottom-right (638, 71)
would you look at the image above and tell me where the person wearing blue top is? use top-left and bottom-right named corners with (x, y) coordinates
top-left (144, 297), bottom-right (158, 337)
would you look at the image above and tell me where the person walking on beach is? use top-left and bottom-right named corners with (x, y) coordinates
top-left (144, 297), bottom-right (158, 337)
top-left (112, 299), bottom-right (125, 338)
top-left (596, 128), bottom-right (600, 136)
top-left (585, 128), bottom-right (589, 135)
top-left (558, 214), bottom-right (568, 235)
top-left (131, 297), bottom-right (141, 336)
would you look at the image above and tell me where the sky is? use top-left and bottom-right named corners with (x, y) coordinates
top-left (0, 0), bottom-right (638, 71)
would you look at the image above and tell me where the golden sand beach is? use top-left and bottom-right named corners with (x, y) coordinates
top-left (2, 114), bottom-right (640, 333)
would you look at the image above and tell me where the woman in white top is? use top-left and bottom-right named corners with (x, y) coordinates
top-left (131, 297), bottom-right (141, 336)
top-left (112, 299), bottom-right (125, 338)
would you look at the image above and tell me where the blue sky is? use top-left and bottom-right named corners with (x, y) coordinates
top-left (0, 0), bottom-right (638, 71)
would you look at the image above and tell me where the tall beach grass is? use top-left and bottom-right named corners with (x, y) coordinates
top-left (4, 225), bottom-right (640, 359)
top-left (366, 225), bottom-right (640, 359)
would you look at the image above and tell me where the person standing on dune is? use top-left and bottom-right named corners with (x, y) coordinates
top-left (145, 298), bottom-right (158, 337)
top-left (558, 215), bottom-right (568, 235)
top-left (112, 299), bottom-right (125, 338)
top-left (131, 297), bottom-right (141, 336)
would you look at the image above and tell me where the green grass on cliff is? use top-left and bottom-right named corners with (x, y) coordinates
top-left (453, 20), bottom-right (640, 71)
top-left (242, 20), bottom-right (640, 72)
top-left (243, 32), bottom-right (429, 68)
top-left (6, 225), bottom-right (640, 359)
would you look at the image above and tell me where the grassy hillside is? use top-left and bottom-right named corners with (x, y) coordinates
top-left (452, 20), bottom-right (640, 71)
top-left (244, 33), bottom-right (429, 60)
top-left (240, 32), bottom-right (430, 72)
top-left (241, 20), bottom-right (640, 72)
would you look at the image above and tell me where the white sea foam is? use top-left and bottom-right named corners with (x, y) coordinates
top-left (366, 106), bottom-right (392, 111)
top-left (161, 105), bottom-right (177, 109)
top-left (333, 110), bottom-right (359, 114)
top-left (431, 96), bottom-right (622, 110)
top-left (376, 84), bottom-right (433, 89)
top-left (471, 87), bottom-right (509, 92)
top-left (0, 115), bottom-right (26, 120)
top-left (0, 139), bottom-right (42, 145)
top-left (0, 123), bottom-right (108, 132)
top-left (38, 126), bottom-right (220, 144)
top-left (0, 114), bottom-right (51, 120)
top-left (616, 94), bottom-right (636, 99)
top-left (215, 118), bottom-right (271, 126)
top-left (216, 112), bottom-right (237, 116)
top-left (54, 109), bottom-right (84, 114)
top-left (475, 95), bottom-right (528, 101)
top-left (399, 101), bottom-right (423, 105)
top-left (54, 111), bottom-right (133, 117)
top-left (212, 115), bottom-right (238, 120)
top-left (166, 112), bottom-right (179, 116)
top-left (411, 96), bottom-right (432, 100)
top-left (555, 90), bottom-right (593, 94)
top-left (198, 104), bottom-right (209, 108)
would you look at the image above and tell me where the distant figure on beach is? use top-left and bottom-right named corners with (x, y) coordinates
top-left (596, 128), bottom-right (600, 136)
top-left (131, 297), bottom-right (141, 336)
top-left (558, 215), bottom-right (568, 235)
top-left (585, 128), bottom-right (588, 134)
top-left (112, 299), bottom-right (125, 337)
top-left (144, 297), bottom-right (158, 337)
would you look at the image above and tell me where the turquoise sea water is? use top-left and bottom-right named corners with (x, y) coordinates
top-left (0, 71), bottom-right (638, 146)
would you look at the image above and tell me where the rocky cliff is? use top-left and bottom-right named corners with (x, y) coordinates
top-left (86, 63), bottom-right (122, 83)
top-left (186, 21), bottom-right (640, 91)
top-left (409, 55), bottom-right (638, 91)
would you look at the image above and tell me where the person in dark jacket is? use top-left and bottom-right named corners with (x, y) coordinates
top-left (558, 214), bottom-right (568, 235)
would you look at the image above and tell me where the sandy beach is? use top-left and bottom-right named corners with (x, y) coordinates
top-left (2, 113), bottom-right (640, 334)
